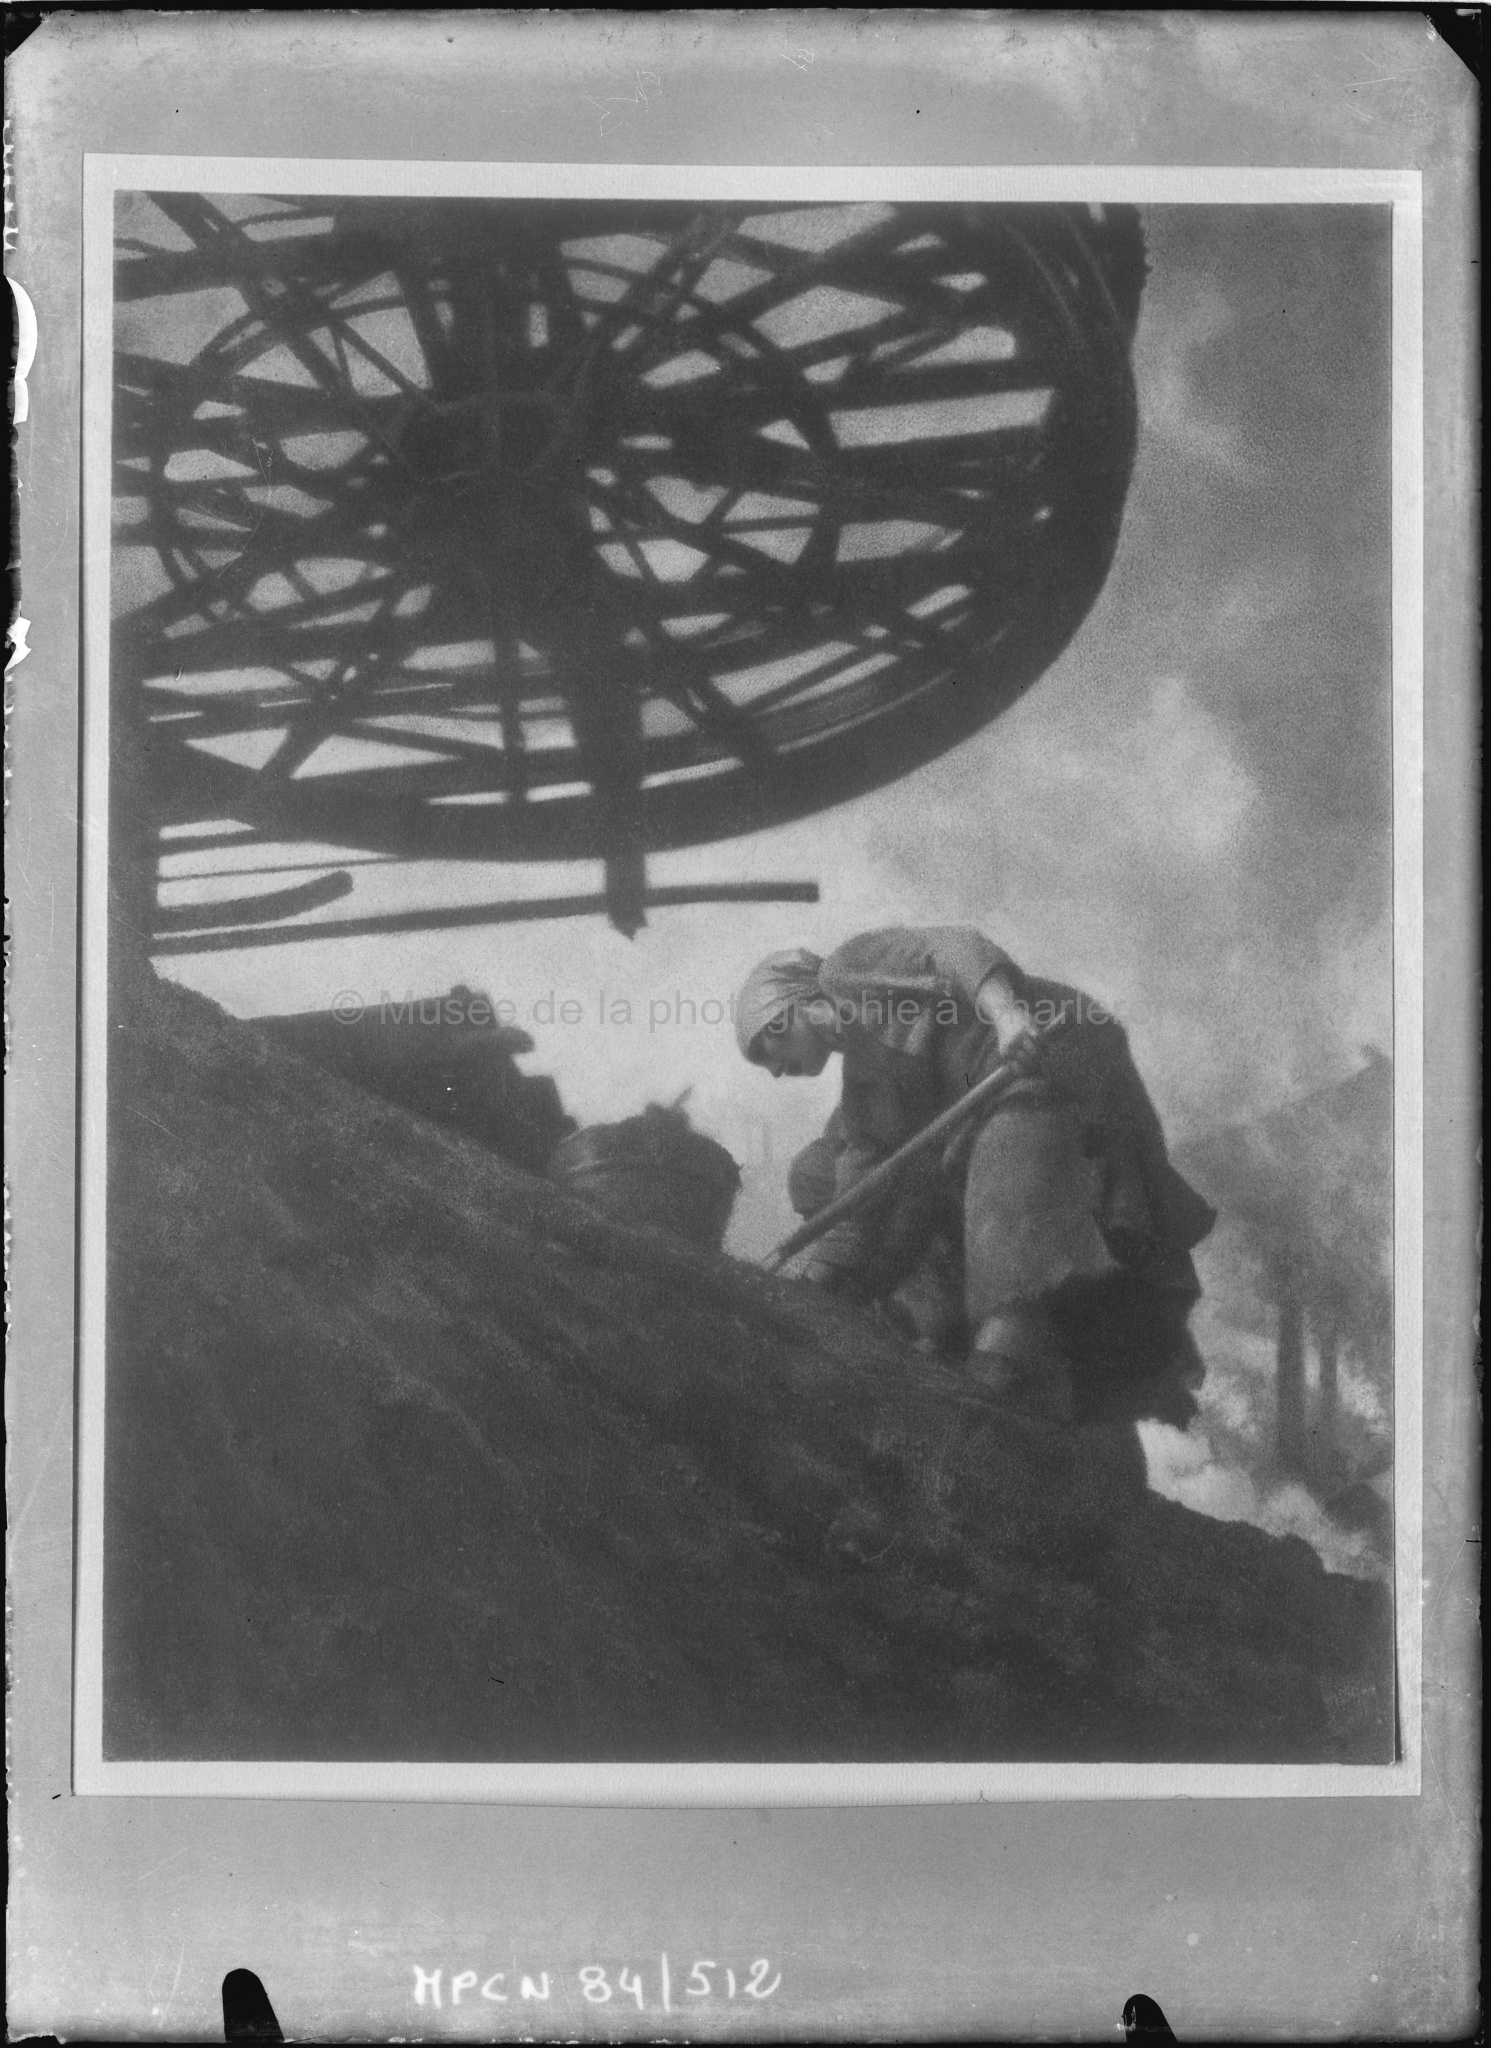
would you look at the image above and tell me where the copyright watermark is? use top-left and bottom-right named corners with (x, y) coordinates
top-left (764, 988), bottom-right (1128, 1037)
top-left (318, 984), bottom-right (1156, 1037)
top-left (325, 988), bottom-right (744, 1034)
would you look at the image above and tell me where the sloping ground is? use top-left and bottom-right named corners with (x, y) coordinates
top-left (103, 962), bottom-right (1393, 1764)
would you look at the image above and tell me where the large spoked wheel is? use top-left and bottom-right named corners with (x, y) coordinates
top-left (114, 194), bottom-right (1144, 913)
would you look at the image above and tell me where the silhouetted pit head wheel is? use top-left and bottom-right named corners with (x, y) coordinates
top-left (113, 194), bottom-right (1145, 899)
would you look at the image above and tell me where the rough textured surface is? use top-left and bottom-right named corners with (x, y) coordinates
top-left (259, 990), bottom-right (575, 1173)
top-left (103, 962), bottom-right (1393, 1764)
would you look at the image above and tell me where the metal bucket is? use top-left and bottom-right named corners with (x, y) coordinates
top-left (549, 1107), bottom-right (742, 1250)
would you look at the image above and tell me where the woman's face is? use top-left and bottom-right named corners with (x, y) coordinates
top-left (756, 1009), bottom-right (832, 1078)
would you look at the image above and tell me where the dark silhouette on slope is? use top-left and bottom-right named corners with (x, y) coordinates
top-left (261, 985), bottom-right (574, 1173)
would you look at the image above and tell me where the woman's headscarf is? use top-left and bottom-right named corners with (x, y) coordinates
top-left (734, 947), bottom-right (824, 1060)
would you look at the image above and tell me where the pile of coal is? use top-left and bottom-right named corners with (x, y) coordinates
top-left (262, 984), bottom-right (573, 1173)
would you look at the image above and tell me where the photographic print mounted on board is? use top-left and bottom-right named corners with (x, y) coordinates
top-left (75, 159), bottom-right (1421, 1800)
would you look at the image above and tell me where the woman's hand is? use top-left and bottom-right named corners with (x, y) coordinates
top-left (973, 968), bottom-right (1030, 1055)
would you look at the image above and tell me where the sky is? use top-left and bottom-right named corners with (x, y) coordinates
top-left (148, 204), bottom-right (1395, 1262)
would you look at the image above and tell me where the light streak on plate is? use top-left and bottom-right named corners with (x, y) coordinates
top-left (831, 390), bottom-right (1051, 447)
top-left (291, 734), bottom-right (460, 778)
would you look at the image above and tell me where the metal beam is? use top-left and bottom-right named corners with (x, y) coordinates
top-left (150, 880), bottom-right (821, 956)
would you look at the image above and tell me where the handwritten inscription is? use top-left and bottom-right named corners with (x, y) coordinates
top-left (411, 1955), bottom-right (781, 2011)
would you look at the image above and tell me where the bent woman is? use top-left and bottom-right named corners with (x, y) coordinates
top-left (736, 927), bottom-right (1214, 1430)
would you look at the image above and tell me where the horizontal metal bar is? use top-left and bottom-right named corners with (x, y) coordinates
top-left (153, 869), bottom-right (356, 930)
top-left (149, 879), bottom-right (820, 956)
top-left (162, 854), bottom-right (398, 881)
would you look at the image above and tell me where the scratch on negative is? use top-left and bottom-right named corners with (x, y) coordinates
top-left (160, 1942), bottom-right (186, 2023)
top-left (128, 1106), bottom-right (179, 1141)
top-left (582, 71), bottom-right (661, 136)
top-left (9, 1397), bottom-right (71, 1547)
top-left (1423, 1540), bottom-right (1470, 1636)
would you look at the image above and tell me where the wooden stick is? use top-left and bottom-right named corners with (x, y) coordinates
top-left (761, 1015), bottom-right (1070, 1274)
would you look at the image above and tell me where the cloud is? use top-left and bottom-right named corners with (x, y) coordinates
top-left (1140, 1424), bottom-right (1386, 1580)
top-left (1136, 281), bottom-right (1263, 482)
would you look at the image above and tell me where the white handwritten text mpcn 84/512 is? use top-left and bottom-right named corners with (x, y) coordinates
top-left (410, 1954), bottom-right (782, 2012)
